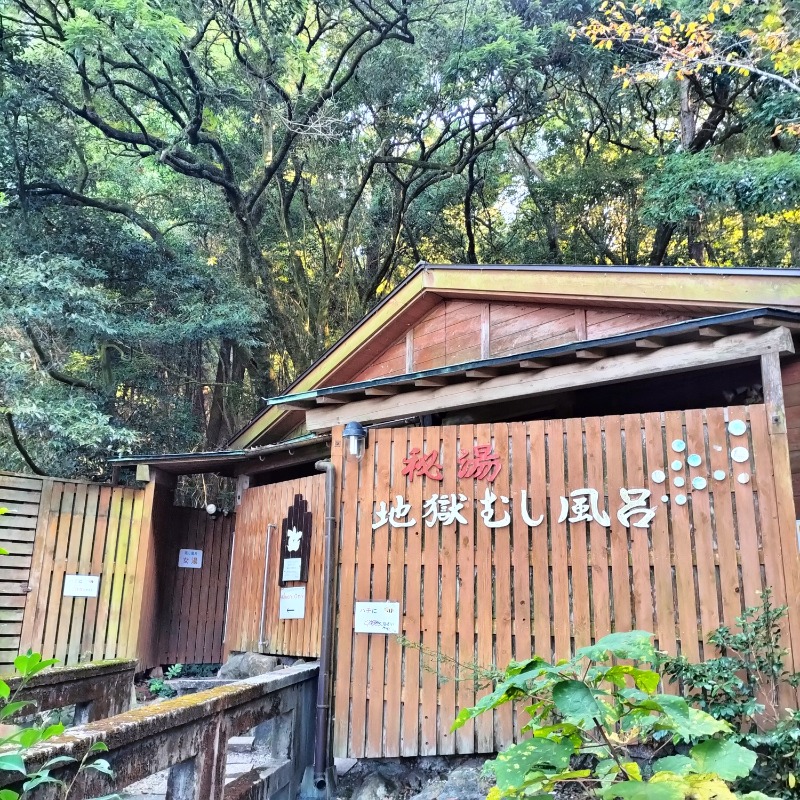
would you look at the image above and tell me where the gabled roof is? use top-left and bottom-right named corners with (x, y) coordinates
top-left (229, 263), bottom-right (800, 448)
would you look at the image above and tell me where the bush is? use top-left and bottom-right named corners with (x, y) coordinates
top-left (663, 590), bottom-right (800, 797)
top-left (453, 630), bottom-right (776, 799)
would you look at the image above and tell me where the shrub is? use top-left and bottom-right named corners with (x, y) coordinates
top-left (452, 630), bottom-right (776, 799)
top-left (663, 590), bottom-right (800, 797)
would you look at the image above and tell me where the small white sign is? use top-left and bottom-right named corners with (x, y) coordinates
top-left (354, 601), bottom-right (400, 634)
top-left (279, 587), bottom-right (306, 619)
top-left (63, 575), bottom-right (100, 598)
top-left (282, 558), bottom-right (302, 582)
top-left (178, 548), bottom-right (203, 569)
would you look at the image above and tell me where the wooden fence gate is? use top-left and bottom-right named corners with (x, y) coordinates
top-left (331, 405), bottom-right (800, 759)
top-left (225, 475), bottom-right (326, 659)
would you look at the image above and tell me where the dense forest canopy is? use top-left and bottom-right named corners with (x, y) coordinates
top-left (0, 0), bottom-right (797, 478)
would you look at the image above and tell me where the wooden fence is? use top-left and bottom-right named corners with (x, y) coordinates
top-left (1, 472), bottom-right (233, 672)
top-left (0, 473), bottom-right (45, 668)
top-left (331, 405), bottom-right (800, 759)
top-left (155, 507), bottom-right (234, 666)
top-left (226, 475), bottom-right (326, 659)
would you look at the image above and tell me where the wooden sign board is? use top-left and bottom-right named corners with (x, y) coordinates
top-left (178, 548), bottom-right (203, 569)
top-left (279, 587), bottom-right (306, 619)
top-left (279, 494), bottom-right (313, 585)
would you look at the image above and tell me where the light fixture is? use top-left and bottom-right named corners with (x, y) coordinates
top-left (342, 421), bottom-right (367, 462)
top-left (205, 503), bottom-right (217, 516)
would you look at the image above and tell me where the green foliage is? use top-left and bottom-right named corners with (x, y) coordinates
top-left (453, 631), bottom-right (772, 800)
top-left (662, 590), bottom-right (800, 798)
top-left (0, 651), bottom-right (120, 799)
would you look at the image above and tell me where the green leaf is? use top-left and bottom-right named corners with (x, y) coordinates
top-left (653, 755), bottom-right (694, 775)
top-left (42, 723), bottom-right (65, 740)
top-left (577, 631), bottom-right (656, 663)
top-left (0, 754), bottom-right (26, 775)
top-left (84, 758), bottom-right (113, 777)
top-left (551, 680), bottom-right (605, 725)
top-left (89, 741), bottom-right (109, 752)
top-left (604, 665), bottom-right (660, 694)
top-left (598, 779), bottom-right (684, 800)
top-left (22, 773), bottom-right (62, 792)
top-left (689, 738), bottom-right (757, 781)
top-left (40, 756), bottom-right (77, 771)
top-left (487, 738), bottom-right (574, 794)
top-left (0, 789), bottom-right (21, 800)
top-left (0, 681), bottom-right (9, 700)
top-left (0, 700), bottom-right (34, 720)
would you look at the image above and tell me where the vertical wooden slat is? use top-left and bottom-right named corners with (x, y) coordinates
top-left (455, 424), bottom-right (475, 754)
top-left (606, 417), bottom-right (633, 634)
top-left (547, 419), bottom-right (571, 660)
top-left (510, 424), bottom-right (532, 667)
top-left (400, 426), bottom-right (423, 756)
top-left (366, 429), bottom-right (391, 757)
top-left (438, 425), bottom-right (458, 752)
top-left (43, 485), bottom-right (74, 661)
top-left (684, 409), bottom-right (719, 648)
top-left (566, 417), bottom-right (591, 649)
top-left (642, 414), bottom-right (675, 656)
top-left (473, 422), bottom-right (493, 754)
top-left (492, 423), bottom-right (513, 748)
top-left (585, 416), bottom-right (610, 641)
top-left (529, 421), bottom-right (551, 660)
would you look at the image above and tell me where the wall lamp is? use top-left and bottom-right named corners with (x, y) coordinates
top-left (342, 421), bottom-right (367, 462)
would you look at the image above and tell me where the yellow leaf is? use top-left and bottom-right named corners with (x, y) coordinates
top-left (789, 773), bottom-right (797, 789)
top-left (707, 11), bottom-right (715, 22)
top-left (722, 3), bottom-right (731, 12)
top-left (207, 256), bottom-right (218, 265)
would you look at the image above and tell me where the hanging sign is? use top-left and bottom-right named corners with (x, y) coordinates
top-left (178, 549), bottom-right (203, 569)
top-left (63, 575), bottom-right (100, 598)
top-left (354, 601), bottom-right (400, 634)
top-left (279, 494), bottom-right (313, 585)
top-left (279, 587), bottom-right (306, 619)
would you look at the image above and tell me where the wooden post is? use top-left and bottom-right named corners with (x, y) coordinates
top-left (760, 351), bottom-right (800, 673)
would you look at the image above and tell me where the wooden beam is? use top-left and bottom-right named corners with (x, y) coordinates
top-left (635, 336), bottom-right (667, 349)
top-left (316, 395), bottom-right (349, 405)
top-left (415, 377), bottom-right (449, 387)
top-left (575, 348), bottom-right (606, 360)
top-left (519, 358), bottom-right (552, 369)
top-left (281, 400), bottom-right (317, 411)
top-left (759, 351), bottom-right (800, 673)
top-left (753, 317), bottom-right (800, 331)
top-left (698, 326), bottom-right (727, 338)
top-left (365, 386), bottom-right (400, 396)
top-left (305, 327), bottom-right (795, 432)
top-left (465, 368), bottom-right (500, 379)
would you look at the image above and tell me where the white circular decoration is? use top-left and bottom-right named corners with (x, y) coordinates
top-left (675, 494), bottom-right (687, 505)
top-left (737, 473), bottom-right (750, 484)
top-left (731, 446), bottom-right (750, 463)
top-left (692, 477), bottom-right (707, 490)
top-left (673, 477), bottom-right (685, 488)
top-left (713, 470), bottom-right (726, 481)
top-left (672, 440), bottom-right (686, 453)
top-left (671, 460), bottom-right (683, 471)
top-left (651, 470), bottom-right (666, 484)
top-left (728, 419), bottom-right (747, 436)
top-left (713, 445), bottom-right (723, 452)
top-left (661, 495), bottom-right (669, 502)
top-left (687, 454), bottom-right (702, 467)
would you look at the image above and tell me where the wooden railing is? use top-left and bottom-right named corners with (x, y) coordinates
top-left (2, 662), bottom-right (319, 800)
top-left (3, 658), bottom-right (135, 724)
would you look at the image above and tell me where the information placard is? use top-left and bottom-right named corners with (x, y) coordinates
top-left (279, 587), bottom-right (306, 619)
top-left (178, 548), bottom-right (203, 569)
top-left (282, 558), bottom-right (302, 582)
top-left (354, 601), bottom-right (400, 634)
top-left (63, 575), bottom-right (100, 598)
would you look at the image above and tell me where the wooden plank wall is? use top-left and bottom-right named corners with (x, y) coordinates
top-left (783, 359), bottom-right (800, 513)
top-left (332, 405), bottom-right (798, 758)
top-left (18, 481), bottom-right (147, 667)
top-left (225, 475), bottom-right (325, 659)
top-left (0, 473), bottom-right (44, 669)
top-left (352, 300), bottom-right (690, 382)
top-left (154, 506), bottom-right (234, 666)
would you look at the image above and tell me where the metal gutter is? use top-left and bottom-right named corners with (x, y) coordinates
top-left (108, 433), bottom-right (329, 467)
top-left (265, 307), bottom-right (800, 406)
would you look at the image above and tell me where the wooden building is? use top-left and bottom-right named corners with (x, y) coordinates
top-left (9, 263), bottom-right (800, 764)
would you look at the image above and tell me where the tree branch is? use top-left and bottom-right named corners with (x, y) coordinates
top-left (4, 412), bottom-right (47, 475)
